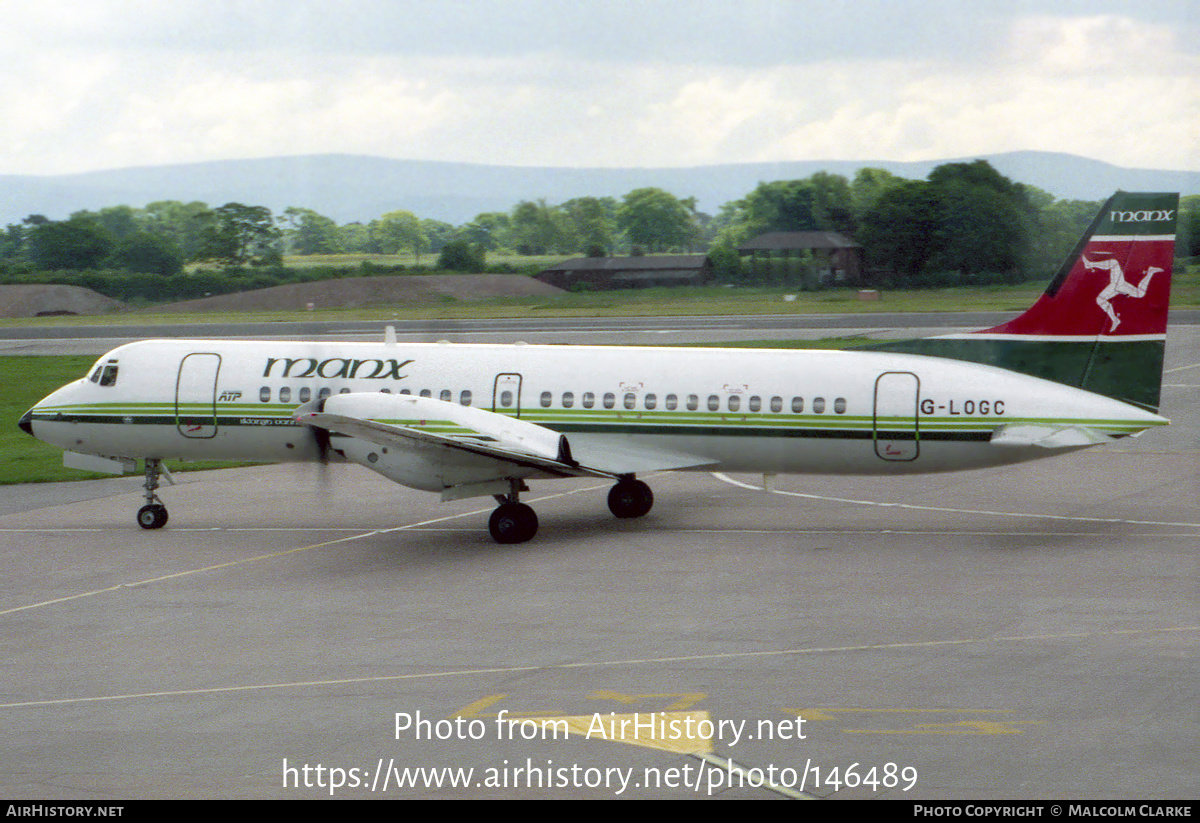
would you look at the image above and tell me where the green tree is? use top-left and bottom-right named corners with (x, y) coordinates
top-left (197, 203), bottom-right (281, 265)
top-left (1178, 195), bottom-right (1200, 259)
top-left (107, 232), bottom-right (185, 276)
top-left (510, 200), bottom-right (576, 255)
top-left (850, 168), bottom-right (908, 220)
top-left (563, 197), bottom-right (617, 254)
top-left (858, 180), bottom-right (942, 277)
top-left (282, 207), bottom-right (344, 255)
top-left (437, 238), bottom-right (486, 272)
top-left (29, 215), bottom-right (114, 270)
top-left (142, 201), bottom-right (216, 261)
top-left (370, 210), bottom-right (425, 260)
top-left (459, 212), bottom-right (511, 251)
top-left (616, 188), bottom-right (697, 252)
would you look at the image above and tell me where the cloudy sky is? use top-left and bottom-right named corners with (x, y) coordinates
top-left (2, 0), bottom-right (1197, 176)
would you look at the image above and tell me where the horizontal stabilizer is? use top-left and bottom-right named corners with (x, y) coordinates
top-left (989, 424), bottom-right (1114, 449)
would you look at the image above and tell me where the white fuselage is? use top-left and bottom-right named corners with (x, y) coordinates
top-left (25, 338), bottom-right (1167, 481)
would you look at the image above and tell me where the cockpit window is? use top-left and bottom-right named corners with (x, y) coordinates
top-left (96, 359), bottom-right (120, 386)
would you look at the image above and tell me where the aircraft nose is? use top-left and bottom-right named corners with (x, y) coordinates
top-left (18, 409), bottom-right (33, 436)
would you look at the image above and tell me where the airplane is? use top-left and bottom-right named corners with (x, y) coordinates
top-left (18, 191), bottom-right (1178, 544)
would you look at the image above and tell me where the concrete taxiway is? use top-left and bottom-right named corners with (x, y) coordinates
top-left (1, 324), bottom-right (1196, 799)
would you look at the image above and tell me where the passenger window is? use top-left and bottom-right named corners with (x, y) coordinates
top-left (603, 392), bottom-right (615, 409)
top-left (834, 397), bottom-right (847, 414)
top-left (748, 395), bottom-right (761, 412)
top-left (687, 394), bottom-right (699, 411)
top-left (813, 397), bottom-right (826, 413)
top-left (299, 387), bottom-right (312, 403)
top-left (279, 386), bottom-right (291, 403)
top-left (770, 396), bottom-right (783, 413)
top-left (440, 389), bottom-right (452, 402)
top-left (259, 386), bottom-right (271, 402)
top-left (582, 392), bottom-right (595, 409)
top-left (791, 397), bottom-right (804, 413)
top-left (562, 391), bottom-right (575, 408)
top-left (400, 388), bottom-right (412, 395)
top-left (460, 390), bottom-right (472, 406)
top-left (339, 387), bottom-right (350, 394)
top-left (318, 388), bottom-right (332, 400)
top-left (665, 394), bottom-right (678, 410)
top-left (645, 393), bottom-right (657, 410)
top-left (728, 395), bottom-right (740, 412)
top-left (624, 393), bottom-right (636, 410)
top-left (500, 390), bottom-right (513, 407)
top-left (707, 395), bottom-right (719, 411)
top-left (540, 391), bottom-right (552, 408)
top-left (419, 389), bottom-right (432, 398)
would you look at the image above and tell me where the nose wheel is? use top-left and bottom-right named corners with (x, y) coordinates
top-left (138, 503), bottom-right (169, 529)
top-left (137, 458), bottom-right (170, 529)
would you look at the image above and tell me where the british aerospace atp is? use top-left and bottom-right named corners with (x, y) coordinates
top-left (19, 192), bottom-right (1178, 543)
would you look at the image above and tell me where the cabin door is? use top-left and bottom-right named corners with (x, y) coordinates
top-left (176, 353), bottom-right (221, 438)
top-left (873, 371), bottom-right (920, 461)
top-left (492, 373), bottom-right (523, 418)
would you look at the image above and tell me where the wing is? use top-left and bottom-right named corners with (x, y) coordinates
top-left (295, 393), bottom-right (716, 498)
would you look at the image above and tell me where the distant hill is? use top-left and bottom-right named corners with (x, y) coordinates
top-left (3, 151), bottom-right (1197, 227)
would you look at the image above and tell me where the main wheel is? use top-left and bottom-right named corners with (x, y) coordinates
top-left (488, 502), bottom-right (538, 544)
top-left (607, 479), bottom-right (653, 519)
top-left (137, 503), bottom-right (169, 530)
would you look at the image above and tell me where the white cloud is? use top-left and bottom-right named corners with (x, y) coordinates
top-left (0, 5), bottom-right (1196, 175)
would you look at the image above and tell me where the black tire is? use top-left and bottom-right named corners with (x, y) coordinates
top-left (607, 479), bottom-right (653, 519)
top-left (488, 502), bottom-right (538, 544)
top-left (137, 503), bottom-right (168, 530)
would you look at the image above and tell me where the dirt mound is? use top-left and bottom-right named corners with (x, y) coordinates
top-left (0, 284), bottom-right (126, 317)
top-left (143, 274), bottom-right (562, 313)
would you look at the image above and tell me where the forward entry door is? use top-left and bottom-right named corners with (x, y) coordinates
top-left (176, 353), bottom-right (221, 438)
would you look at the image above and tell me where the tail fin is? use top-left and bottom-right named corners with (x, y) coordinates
top-left (859, 192), bottom-right (1178, 411)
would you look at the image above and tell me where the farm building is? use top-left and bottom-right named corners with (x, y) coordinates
top-left (738, 231), bottom-right (863, 287)
top-left (535, 254), bottom-right (713, 290)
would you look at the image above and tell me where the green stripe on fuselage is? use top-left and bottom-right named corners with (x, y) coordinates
top-left (855, 337), bottom-right (1164, 412)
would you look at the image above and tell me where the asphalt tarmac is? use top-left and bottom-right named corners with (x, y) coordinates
top-left (1, 322), bottom-right (1196, 799)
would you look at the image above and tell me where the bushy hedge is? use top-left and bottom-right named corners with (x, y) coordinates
top-left (0, 259), bottom-right (547, 303)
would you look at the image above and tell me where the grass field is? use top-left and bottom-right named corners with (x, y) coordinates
top-left (1, 356), bottom-right (252, 484)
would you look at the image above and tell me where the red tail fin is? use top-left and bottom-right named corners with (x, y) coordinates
top-left (857, 192), bottom-right (1178, 411)
top-left (980, 191), bottom-right (1177, 339)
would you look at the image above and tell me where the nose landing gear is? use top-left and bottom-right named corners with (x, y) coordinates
top-left (136, 458), bottom-right (170, 529)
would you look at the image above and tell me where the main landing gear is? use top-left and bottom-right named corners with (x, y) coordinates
top-left (489, 479), bottom-right (537, 544)
top-left (486, 476), bottom-right (654, 544)
top-left (136, 458), bottom-right (170, 529)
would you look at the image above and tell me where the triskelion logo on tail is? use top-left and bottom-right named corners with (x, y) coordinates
top-left (1082, 254), bottom-right (1162, 332)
